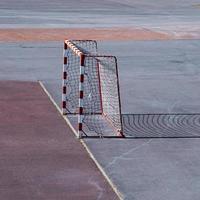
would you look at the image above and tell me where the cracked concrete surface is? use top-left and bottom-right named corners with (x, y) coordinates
top-left (105, 139), bottom-right (153, 170)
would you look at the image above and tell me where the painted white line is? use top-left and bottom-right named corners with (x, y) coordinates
top-left (38, 81), bottom-right (124, 200)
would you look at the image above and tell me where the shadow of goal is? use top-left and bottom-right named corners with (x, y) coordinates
top-left (62, 39), bottom-right (200, 139)
top-left (122, 113), bottom-right (200, 138)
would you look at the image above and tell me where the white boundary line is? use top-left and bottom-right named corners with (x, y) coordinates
top-left (38, 81), bottom-right (124, 200)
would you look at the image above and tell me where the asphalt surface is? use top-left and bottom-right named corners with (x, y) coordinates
top-left (0, 0), bottom-right (200, 38)
top-left (1, 40), bottom-right (200, 199)
top-left (1, 0), bottom-right (200, 199)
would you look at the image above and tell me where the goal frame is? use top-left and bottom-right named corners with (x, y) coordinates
top-left (62, 39), bottom-right (124, 138)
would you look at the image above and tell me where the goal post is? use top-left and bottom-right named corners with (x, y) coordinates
top-left (62, 39), bottom-right (124, 138)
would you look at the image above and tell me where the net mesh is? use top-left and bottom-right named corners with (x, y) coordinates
top-left (65, 40), bottom-right (98, 114)
top-left (97, 57), bottom-right (122, 132)
top-left (64, 40), bottom-right (122, 136)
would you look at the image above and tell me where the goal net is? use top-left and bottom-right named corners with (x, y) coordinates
top-left (62, 40), bottom-right (124, 138)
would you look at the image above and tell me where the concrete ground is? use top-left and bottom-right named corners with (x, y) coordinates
top-left (1, 0), bottom-right (200, 200)
top-left (0, 0), bottom-right (200, 38)
top-left (1, 40), bottom-right (200, 199)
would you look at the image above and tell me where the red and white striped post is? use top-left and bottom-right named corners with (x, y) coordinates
top-left (78, 54), bottom-right (85, 138)
top-left (62, 42), bottom-right (67, 115)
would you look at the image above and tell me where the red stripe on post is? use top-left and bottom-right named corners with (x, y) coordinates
top-left (64, 42), bottom-right (68, 50)
top-left (63, 86), bottom-right (66, 94)
top-left (80, 54), bottom-right (85, 66)
top-left (63, 72), bottom-right (67, 79)
top-left (64, 57), bottom-right (67, 64)
top-left (62, 101), bottom-right (66, 108)
top-left (79, 90), bottom-right (84, 98)
top-left (80, 74), bottom-right (84, 82)
top-left (78, 123), bottom-right (82, 131)
top-left (79, 107), bottom-right (83, 114)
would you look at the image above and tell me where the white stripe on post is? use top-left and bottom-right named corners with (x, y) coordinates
top-left (78, 115), bottom-right (84, 124)
top-left (79, 98), bottom-right (84, 108)
top-left (79, 82), bottom-right (84, 92)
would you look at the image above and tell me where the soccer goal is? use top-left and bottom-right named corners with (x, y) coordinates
top-left (62, 40), bottom-right (124, 138)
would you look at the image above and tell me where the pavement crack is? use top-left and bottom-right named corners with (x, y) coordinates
top-left (105, 139), bottom-right (153, 170)
top-left (88, 178), bottom-right (104, 200)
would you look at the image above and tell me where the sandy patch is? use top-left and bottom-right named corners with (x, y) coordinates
top-left (0, 28), bottom-right (172, 42)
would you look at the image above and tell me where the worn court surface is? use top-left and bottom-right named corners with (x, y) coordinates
top-left (1, 0), bottom-right (200, 200)
top-left (0, 81), bottom-right (118, 199)
top-left (0, 0), bottom-right (200, 40)
top-left (0, 0), bottom-right (200, 37)
top-left (1, 40), bottom-right (200, 200)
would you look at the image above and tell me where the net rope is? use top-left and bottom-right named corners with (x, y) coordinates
top-left (64, 40), bottom-right (122, 136)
